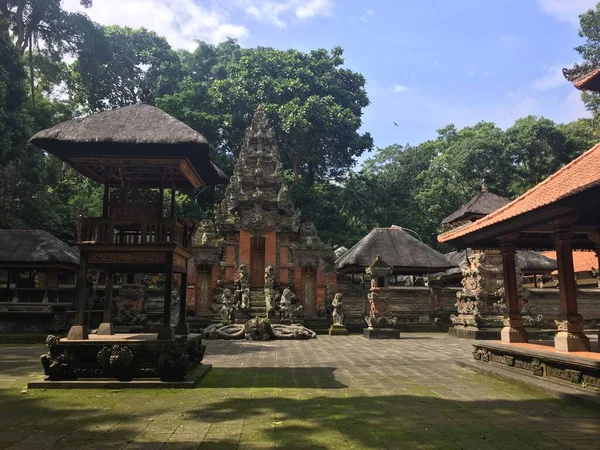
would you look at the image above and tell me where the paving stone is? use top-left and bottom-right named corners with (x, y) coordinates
top-left (1, 334), bottom-right (599, 449)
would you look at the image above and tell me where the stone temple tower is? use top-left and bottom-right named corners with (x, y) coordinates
top-left (189, 106), bottom-right (336, 325)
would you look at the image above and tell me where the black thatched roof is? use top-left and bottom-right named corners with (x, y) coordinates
top-left (442, 190), bottom-right (510, 225)
top-left (443, 249), bottom-right (557, 277)
top-left (29, 103), bottom-right (228, 186)
top-left (335, 227), bottom-right (455, 273)
top-left (0, 230), bottom-right (79, 267)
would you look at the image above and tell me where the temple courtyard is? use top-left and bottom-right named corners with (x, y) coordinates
top-left (1, 334), bottom-right (599, 450)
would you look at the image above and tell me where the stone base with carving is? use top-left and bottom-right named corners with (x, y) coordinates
top-left (329, 324), bottom-right (349, 336)
top-left (500, 317), bottom-right (528, 343)
top-left (363, 328), bottom-right (400, 339)
top-left (554, 318), bottom-right (590, 352)
top-left (37, 333), bottom-right (205, 383)
top-left (471, 341), bottom-right (600, 392)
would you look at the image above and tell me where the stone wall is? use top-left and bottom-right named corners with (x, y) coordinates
top-left (525, 288), bottom-right (600, 327)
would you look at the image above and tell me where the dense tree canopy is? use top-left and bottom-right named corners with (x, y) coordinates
top-left (1, 5), bottom-right (599, 250)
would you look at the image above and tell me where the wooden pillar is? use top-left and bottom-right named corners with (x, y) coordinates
top-left (175, 272), bottom-right (189, 335)
top-left (158, 257), bottom-right (175, 340)
top-left (97, 270), bottom-right (115, 335)
top-left (102, 180), bottom-right (109, 219)
top-left (66, 258), bottom-right (89, 340)
top-left (553, 226), bottom-right (590, 351)
top-left (170, 188), bottom-right (176, 219)
top-left (499, 239), bottom-right (528, 343)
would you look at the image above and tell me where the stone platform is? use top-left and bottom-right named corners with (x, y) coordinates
top-left (363, 328), bottom-right (400, 339)
top-left (471, 339), bottom-right (600, 392)
top-left (449, 327), bottom-right (558, 340)
top-left (37, 333), bottom-right (206, 383)
top-left (28, 363), bottom-right (212, 389)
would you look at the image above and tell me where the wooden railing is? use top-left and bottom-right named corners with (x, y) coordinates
top-left (77, 217), bottom-right (195, 249)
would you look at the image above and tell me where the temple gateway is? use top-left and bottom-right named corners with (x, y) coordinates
top-left (189, 106), bottom-right (336, 329)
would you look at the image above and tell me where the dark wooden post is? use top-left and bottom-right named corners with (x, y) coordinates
top-left (97, 270), bottom-right (115, 335)
top-left (170, 187), bottom-right (176, 219)
top-left (498, 237), bottom-right (528, 343)
top-left (102, 179), bottom-right (110, 219)
top-left (553, 225), bottom-right (590, 351)
top-left (158, 257), bottom-right (175, 340)
top-left (67, 257), bottom-right (89, 340)
top-left (175, 272), bottom-right (189, 335)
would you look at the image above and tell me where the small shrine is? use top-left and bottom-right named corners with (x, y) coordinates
top-left (190, 106), bottom-right (336, 339)
top-left (28, 100), bottom-right (227, 383)
top-left (336, 226), bottom-right (455, 336)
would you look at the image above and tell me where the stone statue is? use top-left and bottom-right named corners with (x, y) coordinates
top-left (279, 287), bottom-right (295, 321)
top-left (264, 265), bottom-right (276, 314)
top-left (332, 293), bottom-right (344, 326)
top-left (241, 288), bottom-right (251, 311)
top-left (220, 288), bottom-right (234, 323)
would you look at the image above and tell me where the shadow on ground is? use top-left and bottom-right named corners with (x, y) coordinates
top-left (1, 379), bottom-right (599, 449)
top-left (197, 367), bottom-right (347, 389)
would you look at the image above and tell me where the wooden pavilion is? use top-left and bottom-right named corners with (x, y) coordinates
top-left (28, 101), bottom-right (227, 382)
top-left (438, 143), bottom-right (600, 389)
top-left (0, 230), bottom-right (79, 333)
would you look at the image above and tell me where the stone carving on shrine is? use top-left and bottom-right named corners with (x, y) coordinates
top-left (450, 251), bottom-right (531, 330)
top-left (190, 105), bottom-right (337, 334)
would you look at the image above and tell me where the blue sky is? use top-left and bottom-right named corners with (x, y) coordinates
top-left (63, 0), bottom-right (598, 154)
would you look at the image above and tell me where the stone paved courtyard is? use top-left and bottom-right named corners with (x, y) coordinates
top-left (1, 333), bottom-right (599, 449)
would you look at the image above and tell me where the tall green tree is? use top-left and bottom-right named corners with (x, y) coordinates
top-left (69, 26), bottom-right (180, 111)
top-left (211, 46), bottom-right (373, 182)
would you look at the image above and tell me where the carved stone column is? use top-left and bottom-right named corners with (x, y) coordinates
top-left (499, 239), bottom-right (528, 343)
top-left (554, 226), bottom-right (590, 352)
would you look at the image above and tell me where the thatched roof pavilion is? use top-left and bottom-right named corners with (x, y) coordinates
top-left (442, 186), bottom-right (510, 227)
top-left (336, 227), bottom-right (455, 274)
top-left (442, 249), bottom-right (557, 279)
top-left (0, 230), bottom-right (79, 268)
top-left (30, 103), bottom-right (228, 189)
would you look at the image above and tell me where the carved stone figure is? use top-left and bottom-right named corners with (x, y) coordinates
top-left (332, 293), bottom-right (344, 325)
top-left (203, 319), bottom-right (316, 341)
top-left (264, 265), bottom-right (277, 314)
top-left (220, 288), bottom-right (235, 323)
top-left (279, 287), bottom-right (299, 322)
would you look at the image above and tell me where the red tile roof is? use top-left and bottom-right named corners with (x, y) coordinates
top-left (573, 68), bottom-right (600, 90)
top-left (541, 250), bottom-right (598, 275)
top-left (438, 142), bottom-right (600, 243)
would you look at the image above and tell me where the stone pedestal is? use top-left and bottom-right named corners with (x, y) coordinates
top-left (66, 325), bottom-right (88, 340)
top-left (363, 328), bottom-right (400, 339)
top-left (554, 317), bottom-right (590, 352)
top-left (328, 324), bottom-right (349, 335)
top-left (500, 317), bottom-right (528, 343)
top-left (96, 322), bottom-right (115, 335)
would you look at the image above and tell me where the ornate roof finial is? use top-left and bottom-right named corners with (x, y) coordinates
top-left (139, 88), bottom-right (154, 106)
top-left (256, 104), bottom-right (263, 112)
top-left (481, 180), bottom-right (488, 193)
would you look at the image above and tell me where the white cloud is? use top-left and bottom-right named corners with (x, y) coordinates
top-left (536, 0), bottom-right (597, 24)
top-left (62, 0), bottom-right (334, 48)
top-left (392, 84), bottom-right (409, 93)
top-left (531, 64), bottom-right (571, 91)
top-left (242, 0), bottom-right (333, 27)
top-left (62, 0), bottom-right (249, 49)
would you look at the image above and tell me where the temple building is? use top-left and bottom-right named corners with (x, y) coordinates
top-left (335, 226), bottom-right (456, 330)
top-left (0, 230), bottom-right (79, 333)
top-left (189, 106), bottom-right (336, 325)
top-left (441, 185), bottom-right (510, 231)
top-left (439, 140), bottom-right (600, 389)
top-left (441, 187), bottom-right (568, 338)
top-left (28, 99), bottom-right (227, 382)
